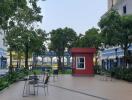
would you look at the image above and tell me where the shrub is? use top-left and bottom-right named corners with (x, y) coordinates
top-left (94, 65), bottom-right (101, 74)
top-left (0, 76), bottom-right (9, 91)
top-left (0, 68), bottom-right (29, 91)
top-left (110, 67), bottom-right (132, 81)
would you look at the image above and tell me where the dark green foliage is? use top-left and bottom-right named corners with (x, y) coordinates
top-left (74, 27), bottom-right (101, 49)
top-left (114, 68), bottom-right (132, 81)
top-left (0, 68), bottom-right (28, 91)
top-left (49, 27), bottom-right (77, 71)
top-left (0, 0), bottom-right (27, 29)
top-left (98, 9), bottom-right (122, 46)
top-left (64, 69), bottom-right (72, 74)
top-left (50, 27), bottom-right (77, 52)
top-left (94, 65), bottom-right (101, 74)
top-left (99, 9), bottom-right (132, 66)
top-left (95, 65), bottom-right (132, 82)
top-left (0, 76), bottom-right (9, 91)
top-left (3, 0), bottom-right (46, 69)
top-left (108, 67), bottom-right (132, 82)
top-left (8, 68), bottom-right (29, 83)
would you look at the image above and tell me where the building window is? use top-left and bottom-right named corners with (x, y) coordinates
top-left (123, 5), bottom-right (127, 14)
top-left (76, 57), bottom-right (85, 69)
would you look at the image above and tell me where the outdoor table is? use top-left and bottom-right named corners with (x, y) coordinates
top-left (22, 75), bottom-right (39, 97)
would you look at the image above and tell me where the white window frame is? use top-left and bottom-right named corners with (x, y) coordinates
top-left (76, 56), bottom-right (85, 70)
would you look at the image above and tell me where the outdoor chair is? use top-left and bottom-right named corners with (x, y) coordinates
top-left (100, 71), bottom-right (112, 81)
top-left (22, 75), bottom-right (39, 97)
top-left (28, 75), bottom-right (39, 95)
top-left (22, 78), bottom-right (29, 97)
top-left (105, 73), bottom-right (112, 81)
top-left (41, 72), bottom-right (50, 84)
top-left (35, 74), bottom-right (50, 96)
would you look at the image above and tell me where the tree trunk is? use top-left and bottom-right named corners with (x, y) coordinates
top-left (35, 56), bottom-right (38, 67)
top-left (124, 47), bottom-right (128, 68)
top-left (18, 58), bottom-right (21, 68)
top-left (62, 54), bottom-right (65, 73)
top-left (63, 55), bottom-right (64, 67)
top-left (42, 56), bottom-right (44, 65)
top-left (50, 57), bottom-right (52, 67)
top-left (18, 52), bottom-right (21, 68)
top-left (25, 43), bottom-right (29, 69)
top-left (9, 50), bottom-right (13, 73)
top-left (17, 51), bottom-right (19, 68)
top-left (57, 56), bottom-right (62, 71)
top-left (32, 54), bottom-right (35, 67)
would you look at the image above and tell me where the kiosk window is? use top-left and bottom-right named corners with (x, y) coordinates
top-left (76, 57), bottom-right (85, 69)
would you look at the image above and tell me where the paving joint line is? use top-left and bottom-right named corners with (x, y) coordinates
top-left (49, 84), bottom-right (109, 100)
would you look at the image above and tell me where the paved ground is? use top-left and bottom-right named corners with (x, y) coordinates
top-left (0, 75), bottom-right (132, 100)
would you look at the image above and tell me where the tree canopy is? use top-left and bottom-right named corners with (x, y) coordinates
top-left (74, 28), bottom-right (101, 49)
top-left (49, 27), bottom-right (77, 70)
top-left (4, 0), bottom-right (46, 69)
top-left (0, 0), bottom-right (27, 30)
top-left (49, 27), bottom-right (77, 53)
top-left (98, 9), bottom-right (122, 46)
top-left (98, 9), bottom-right (132, 66)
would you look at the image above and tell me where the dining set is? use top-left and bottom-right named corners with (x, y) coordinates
top-left (22, 72), bottom-right (50, 97)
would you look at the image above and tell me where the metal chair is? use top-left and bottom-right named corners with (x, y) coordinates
top-left (22, 75), bottom-right (39, 97)
top-left (28, 76), bottom-right (39, 95)
top-left (35, 74), bottom-right (50, 96)
top-left (22, 78), bottom-right (29, 97)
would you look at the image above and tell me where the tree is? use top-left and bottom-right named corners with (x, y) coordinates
top-left (5, 0), bottom-right (44, 69)
top-left (74, 28), bottom-right (101, 49)
top-left (5, 26), bottom-right (24, 72)
top-left (0, 0), bottom-right (27, 30)
top-left (31, 29), bottom-right (47, 54)
top-left (73, 34), bottom-right (84, 47)
top-left (119, 15), bottom-right (132, 66)
top-left (0, 0), bottom-right (27, 72)
top-left (18, 0), bottom-right (43, 69)
top-left (98, 9), bottom-right (132, 67)
top-left (63, 27), bottom-right (77, 50)
top-left (98, 9), bottom-right (122, 46)
top-left (49, 27), bottom-right (77, 71)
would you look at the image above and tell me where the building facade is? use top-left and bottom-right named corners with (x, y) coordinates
top-left (101, 46), bottom-right (132, 69)
top-left (108, 0), bottom-right (132, 15)
top-left (108, 0), bottom-right (118, 10)
top-left (0, 30), bottom-right (7, 69)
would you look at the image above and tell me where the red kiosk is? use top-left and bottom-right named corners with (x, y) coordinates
top-left (71, 48), bottom-right (96, 76)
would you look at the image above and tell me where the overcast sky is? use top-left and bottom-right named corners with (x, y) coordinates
top-left (38, 0), bottom-right (107, 34)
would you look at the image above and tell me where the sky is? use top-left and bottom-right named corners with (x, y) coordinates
top-left (38, 0), bottom-right (107, 34)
